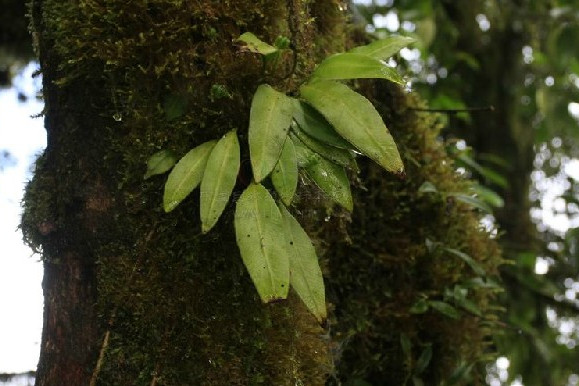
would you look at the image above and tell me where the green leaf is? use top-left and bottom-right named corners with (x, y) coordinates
top-left (279, 205), bottom-right (326, 322)
top-left (400, 333), bottom-right (412, 358)
top-left (470, 184), bottom-right (504, 208)
top-left (249, 84), bottom-right (294, 182)
top-left (429, 301), bottom-right (460, 319)
top-left (291, 133), bottom-right (321, 168)
top-left (304, 156), bottom-right (353, 211)
top-left (200, 130), bottom-right (240, 233)
top-left (163, 140), bottom-right (217, 212)
top-left (163, 94), bottom-right (187, 121)
top-left (291, 121), bottom-right (357, 169)
top-left (443, 247), bottom-right (486, 277)
top-left (350, 36), bottom-right (415, 60)
top-left (234, 184), bottom-right (290, 302)
top-left (446, 362), bottom-right (474, 385)
top-left (410, 298), bottom-right (429, 314)
top-left (449, 193), bottom-right (492, 213)
top-left (271, 139), bottom-right (298, 206)
top-left (414, 345), bottom-right (433, 375)
top-left (300, 81), bottom-right (404, 174)
top-left (292, 100), bottom-right (352, 149)
top-left (237, 32), bottom-right (278, 55)
top-left (417, 181), bottom-right (438, 194)
top-left (311, 53), bottom-right (404, 84)
top-left (144, 150), bottom-right (177, 179)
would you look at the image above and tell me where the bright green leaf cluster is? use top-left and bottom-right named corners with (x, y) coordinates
top-left (145, 33), bottom-right (415, 322)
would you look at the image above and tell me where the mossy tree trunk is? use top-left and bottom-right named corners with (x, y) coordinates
top-left (24, 1), bottom-right (346, 385)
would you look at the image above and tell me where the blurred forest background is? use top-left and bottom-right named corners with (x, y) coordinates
top-left (1, 0), bottom-right (579, 385)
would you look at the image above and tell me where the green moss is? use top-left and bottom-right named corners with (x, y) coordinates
top-left (25, 0), bottom-right (351, 384)
top-left (324, 83), bottom-right (503, 385)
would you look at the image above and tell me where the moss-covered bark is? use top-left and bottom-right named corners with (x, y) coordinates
top-left (22, 1), bottom-right (502, 385)
top-left (23, 1), bottom-right (343, 384)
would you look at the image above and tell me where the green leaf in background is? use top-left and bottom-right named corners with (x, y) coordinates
top-left (271, 139), bottom-right (298, 206)
top-left (428, 300), bottom-right (460, 319)
top-left (163, 93), bottom-right (188, 121)
top-left (443, 247), bottom-right (486, 277)
top-left (200, 130), bottom-right (240, 233)
top-left (417, 181), bottom-right (438, 194)
top-left (349, 35), bottom-right (416, 60)
top-left (445, 362), bottom-right (474, 385)
top-left (305, 155), bottom-right (353, 211)
top-left (279, 205), bottom-right (326, 322)
top-left (400, 333), bottom-right (413, 358)
top-left (234, 183), bottom-right (290, 302)
top-left (291, 121), bottom-right (357, 169)
top-left (409, 297), bottom-right (429, 314)
top-left (470, 184), bottom-right (504, 208)
top-left (300, 80), bottom-right (404, 174)
top-left (144, 149), bottom-right (177, 179)
top-left (163, 140), bottom-right (217, 212)
top-left (449, 192), bottom-right (492, 213)
top-left (311, 53), bottom-right (404, 84)
top-left (237, 32), bottom-right (278, 55)
top-left (292, 100), bottom-right (352, 149)
top-left (414, 345), bottom-right (433, 375)
top-left (249, 84), bottom-right (294, 182)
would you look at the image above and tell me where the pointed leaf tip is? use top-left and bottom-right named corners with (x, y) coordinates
top-left (235, 184), bottom-right (290, 302)
top-left (249, 85), bottom-right (294, 182)
top-left (163, 140), bottom-right (217, 212)
top-left (200, 130), bottom-right (240, 233)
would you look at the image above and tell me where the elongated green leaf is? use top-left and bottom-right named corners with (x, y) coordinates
top-left (234, 184), bottom-right (289, 302)
top-left (163, 140), bottom-right (217, 212)
top-left (414, 345), bottom-right (433, 374)
top-left (305, 156), bottom-right (353, 210)
top-left (429, 301), bottom-right (460, 319)
top-left (271, 139), bottom-right (298, 206)
top-left (449, 193), bottom-right (492, 213)
top-left (443, 247), bottom-right (486, 277)
top-left (291, 121), bottom-right (357, 169)
top-left (145, 150), bottom-right (176, 179)
top-left (311, 53), bottom-right (404, 84)
top-left (300, 81), bottom-right (404, 174)
top-left (279, 205), bottom-right (326, 322)
top-left (349, 36), bottom-right (416, 60)
top-left (291, 133), bottom-right (319, 168)
top-left (292, 100), bottom-right (352, 149)
top-left (237, 32), bottom-right (278, 55)
top-left (200, 130), bottom-right (240, 233)
top-left (249, 84), bottom-right (294, 182)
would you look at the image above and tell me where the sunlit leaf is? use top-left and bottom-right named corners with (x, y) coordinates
top-left (200, 130), bottom-right (240, 233)
top-left (292, 100), bottom-right (352, 149)
top-left (249, 84), bottom-right (294, 182)
top-left (234, 184), bottom-right (290, 302)
top-left (271, 139), bottom-right (298, 206)
top-left (300, 80), bottom-right (404, 174)
top-left (144, 150), bottom-right (176, 179)
top-left (279, 205), bottom-right (326, 322)
top-left (305, 155), bottom-right (353, 211)
top-left (291, 121), bottom-right (357, 169)
top-left (163, 140), bottom-right (217, 212)
top-left (237, 32), bottom-right (278, 55)
top-left (349, 35), bottom-right (416, 60)
top-left (311, 53), bottom-right (404, 84)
